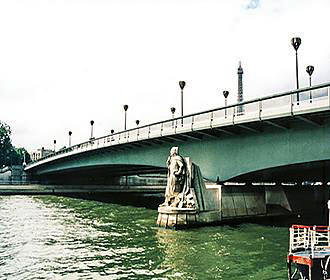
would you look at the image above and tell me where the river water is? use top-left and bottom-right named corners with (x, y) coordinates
top-left (0, 195), bottom-right (289, 279)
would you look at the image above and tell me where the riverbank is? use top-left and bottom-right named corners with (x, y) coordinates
top-left (0, 184), bottom-right (165, 195)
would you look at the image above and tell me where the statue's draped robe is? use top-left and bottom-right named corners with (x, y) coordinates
top-left (165, 155), bottom-right (185, 200)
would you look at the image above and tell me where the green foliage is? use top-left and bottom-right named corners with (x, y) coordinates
top-left (16, 147), bottom-right (31, 164)
top-left (0, 121), bottom-right (13, 167)
top-left (0, 121), bottom-right (31, 167)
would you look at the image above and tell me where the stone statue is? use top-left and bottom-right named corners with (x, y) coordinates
top-left (160, 147), bottom-right (195, 208)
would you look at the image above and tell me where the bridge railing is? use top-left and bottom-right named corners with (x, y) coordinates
top-left (289, 225), bottom-right (330, 258)
top-left (26, 82), bottom-right (330, 168)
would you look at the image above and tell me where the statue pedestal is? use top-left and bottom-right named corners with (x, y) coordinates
top-left (157, 206), bottom-right (198, 229)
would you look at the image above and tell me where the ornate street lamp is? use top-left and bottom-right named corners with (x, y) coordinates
top-left (291, 37), bottom-right (302, 103)
top-left (306, 65), bottom-right (314, 103)
top-left (179, 81), bottom-right (186, 126)
top-left (223, 90), bottom-right (229, 118)
top-left (53, 139), bottom-right (56, 152)
top-left (68, 131), bottom-right (72, 147)
top-left (171, 107), bottom-right (176, 128)
top-left (171, 107), bottom-right (176, 118)
top-left (90, 120), bottom-right (94, 140)
top-left (123, 104), bottom-right (128, 130)
top-left (136, 120), bottom-right (140, 137)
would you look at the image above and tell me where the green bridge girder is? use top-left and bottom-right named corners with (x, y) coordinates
top-left (27, 110), bottom-right (330, 183)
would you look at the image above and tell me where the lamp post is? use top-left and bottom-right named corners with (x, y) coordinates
top-left (223, 90), bottom-right (229, 118)
top-left (291, 37), bottom-right (302, 103)
top-left (68, 131), bottom-right (72, 147)
top-left (170, 107), bottom-right (176, 127)
top-left (179, 81), bottom-right (186, 125)
top-left (136, 120), bottom-right (140, 137)
top-left (171, 107), bottom-right (176, 119)
top-left (53, 139), bottom-right (56, 152)
top-left (123, 105), bottom-right (128, 130)
top-left (90, 120), bottom-right (94, 140)
top-left (306, 65), bottom-right (314, 103)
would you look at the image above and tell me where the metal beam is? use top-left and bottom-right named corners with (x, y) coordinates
top-left (297, 116), bottom-right (322, 126)
top-left (150, 139), bottom-right (164, 145)
top-left (183, 133), bottom-right (203, 141)
top-left (119, 145), bottom-right (134, 150)
top-left (138, 140), bottom-right (158, 146)
top-left (214, 128), bottom-right (237, 136)
top-left (159, 137), bottom-right (175, 143)
top-left (115, 143), bottom-right (135, 149)
top-left (193, 130), bottom-right (219, 138)
top-left (164, 135), bottom-right (187, 142)
top-left (237, 124), bottom-right (261, 133)
top-left (265, 120), bottom-right (289, 130)
top-left (137, 141), bottom-right (153, 146)
top-left (130, 143), bottom-right (144, 148)
top-left (123, 145), bottom-right (134, 150)
top-left (110, 146), bottom-right (127, 151)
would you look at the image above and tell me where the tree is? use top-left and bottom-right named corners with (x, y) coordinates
top-left (0, 121), bottom-right (31, 167)
top-left (16, 147), bottom-right (31, 164)
top-left (0, 121), bottom-right (13, 167)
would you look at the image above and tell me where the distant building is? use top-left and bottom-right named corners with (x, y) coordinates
top-left (31, 147), bottom-right (53, 161)
top-left (237, 61), bottom-right (244, 114)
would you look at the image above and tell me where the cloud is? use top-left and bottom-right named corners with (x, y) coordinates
top-left (245, 0), bottom-right (260, 9)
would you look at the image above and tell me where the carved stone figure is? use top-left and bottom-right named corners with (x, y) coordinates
top-left (160, 147), bottom-right (195, 208)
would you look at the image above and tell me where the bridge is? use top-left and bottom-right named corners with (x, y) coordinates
top-left (26, 82), bottom-right (330, 185)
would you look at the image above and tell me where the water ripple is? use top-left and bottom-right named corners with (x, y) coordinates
top-left (0, 195), bottom-right (288, 279)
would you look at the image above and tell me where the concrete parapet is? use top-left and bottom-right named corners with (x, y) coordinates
top-left (221, 186), bottom-right (266, 218)
top-left (0, 165), bottom-right (31, 185)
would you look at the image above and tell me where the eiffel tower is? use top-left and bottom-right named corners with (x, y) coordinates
top-left (237, 61), bottom-right (244, 114)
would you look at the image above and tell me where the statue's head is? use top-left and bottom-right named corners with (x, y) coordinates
top-left (170, 147), bottom-right (179, 156)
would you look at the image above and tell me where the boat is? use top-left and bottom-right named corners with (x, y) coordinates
top-left (288, 224), bottom-right (330, 279)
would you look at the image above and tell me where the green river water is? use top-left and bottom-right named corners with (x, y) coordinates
top-left (0, 195), bottom-right (289, 279)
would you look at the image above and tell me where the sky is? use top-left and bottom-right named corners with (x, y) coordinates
top-left (1, 0), bottom-right (329, 152)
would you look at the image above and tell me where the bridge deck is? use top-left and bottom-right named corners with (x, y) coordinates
top-left (26, 82), bottom-right (330, 171)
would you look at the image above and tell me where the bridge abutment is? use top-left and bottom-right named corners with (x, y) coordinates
top-left (157, 184), bottom-right (328, 228)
